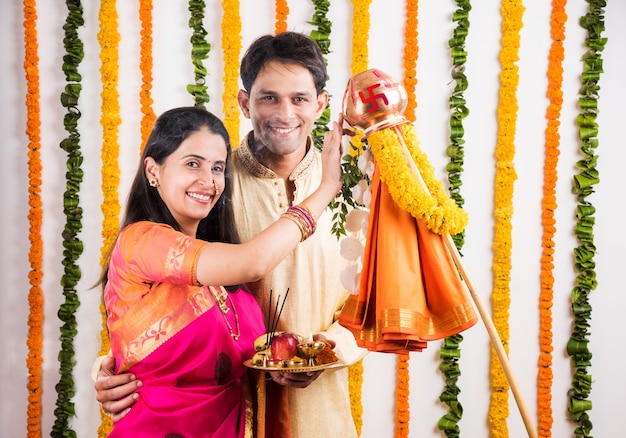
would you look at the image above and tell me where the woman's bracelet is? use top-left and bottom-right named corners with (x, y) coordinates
top-left (281, 203), bottom-right (317, 242)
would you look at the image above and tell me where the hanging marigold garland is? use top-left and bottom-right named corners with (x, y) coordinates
top-left (139, 0), bottom-right (155, 150)
top-left (221, 0), bottom-right (241, 147)
top-left (52, 1), bottom-right (85, 436)
top-left (23, 1), bottom-right (43, 435)
top-left (537, 1), bottom-right (567, 436)
top-left (438, 1), bottom-right (471, 437)
top-left (395, 353), bottom-right (410, 438)
top-left (275, 0), bottom-right (289, 34)
top-left (567, 1), bottom-right (606, 436)
top-left (488, 1), bottom-right (524, 437)
top-left (396, 2), bottom-right (418, 436)
top-left (97, 0), bottom-right (121, 434)
top-left (187, 0), bottom-right (211, 107)
top-left (402, 0), bottom-right (418, 123)
top-left (221, 0), bottom-right (241, 146)
top-left (309, 0), bottom-right (332, 151)
top-left (343, 2), bottom-right (373, 433)
top-left (349, 0), bottom-right (372, 75)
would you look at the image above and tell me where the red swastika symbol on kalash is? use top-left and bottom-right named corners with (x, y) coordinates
top-left (358, 83), bottom-right (389, 113)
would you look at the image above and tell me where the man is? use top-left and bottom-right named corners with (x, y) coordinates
top-left (96, 32), bottom-right (366, 437)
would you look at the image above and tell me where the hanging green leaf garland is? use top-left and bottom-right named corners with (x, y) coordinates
top-left (309, 0), bottom-right (332, 151)
top-left (52, 1), bottom-right (84, 436)
top-left (309, 1), bottom-right (367, 432)
top-left (437, 3), bottom-right (471, 437)
top-left (309, 0), bottom-right (361, 241)
top-left (444, 0), bottom-right (471, 251)
top-left (313, 2), bottom-right (376, 239)
top-left (187, 0), bottom-right (210, 107)
top-left (567, 1), bottom-right (606, 436)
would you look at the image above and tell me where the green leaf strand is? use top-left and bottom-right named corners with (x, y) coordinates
top-left (187, 0), bottom-right (210, 107)
top-left (567, 1), bottom-right (607, 436)
top-left (309, 0), bottom-right (332, 151)
top-left (52, 1), bottom-right (84, 437)
top-left (438, 2), bottom-right (471, 437)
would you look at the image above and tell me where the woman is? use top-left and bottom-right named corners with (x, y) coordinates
top-left (100, 106), bottom-right (343, 437)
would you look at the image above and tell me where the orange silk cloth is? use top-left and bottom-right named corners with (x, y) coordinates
top-left (339, 166), bottom-right (477, 353)
top-left (105, 222), bottom-right (209, 372)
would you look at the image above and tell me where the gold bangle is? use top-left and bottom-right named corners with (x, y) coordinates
top-left (291, 204), bottom-right (316, 235)
top-left (281, 213), bottom-right (307, 242)
top-left (297, 203), bottom-right (315, 221)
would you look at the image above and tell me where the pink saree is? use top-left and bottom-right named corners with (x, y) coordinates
top-left (105, 222), bottom-right (266, 438)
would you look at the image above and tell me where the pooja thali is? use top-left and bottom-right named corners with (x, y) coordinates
top-left (243, 358), bottom-right (346, 373)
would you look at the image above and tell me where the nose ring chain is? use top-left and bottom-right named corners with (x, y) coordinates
top-left (212, 178), bottom-right (220, 196)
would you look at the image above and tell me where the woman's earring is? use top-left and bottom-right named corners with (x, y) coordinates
top-left (213, 178), bottom-right (220, 196)
top-left (149, 177), bottom-right (159, 188)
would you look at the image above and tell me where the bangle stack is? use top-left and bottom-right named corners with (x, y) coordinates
top-left (281, 204), bottom-right (317, 242)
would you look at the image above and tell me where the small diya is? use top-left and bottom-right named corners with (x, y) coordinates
top-left (296, 341), bottom-right (326, 367)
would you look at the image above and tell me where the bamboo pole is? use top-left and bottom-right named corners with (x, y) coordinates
top-left (392, 125), bottom-right (538, 438)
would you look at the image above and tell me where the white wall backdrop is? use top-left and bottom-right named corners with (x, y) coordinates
top-left (2, 1), bottom-right (625, 437)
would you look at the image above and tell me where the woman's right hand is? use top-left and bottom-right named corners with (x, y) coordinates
top-left (318, 114), bottom-right (345, 201)
top-left (95, 356), bottom-right (142, 423)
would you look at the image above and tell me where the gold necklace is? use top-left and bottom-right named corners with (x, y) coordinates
top-left (208, 286), bottom-right (240, 341)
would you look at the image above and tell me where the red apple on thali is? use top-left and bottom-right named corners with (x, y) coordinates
top-left (270, 332), bottom-right (300, 361)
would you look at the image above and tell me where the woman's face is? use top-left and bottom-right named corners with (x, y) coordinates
top-left (146, 127), bottom-right (226, 236)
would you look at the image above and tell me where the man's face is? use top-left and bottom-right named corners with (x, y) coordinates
top-left (238, 60), bottom-right (328, 160)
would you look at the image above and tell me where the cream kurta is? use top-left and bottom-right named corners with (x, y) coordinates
top-left (231, 134), bottom-right (366, 438)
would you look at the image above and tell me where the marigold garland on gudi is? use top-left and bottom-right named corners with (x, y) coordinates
top-left (367, 124), bottom-right (468, 236)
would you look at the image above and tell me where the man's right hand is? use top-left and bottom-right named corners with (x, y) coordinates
top-left (94, 356), bottom-right (142, 423)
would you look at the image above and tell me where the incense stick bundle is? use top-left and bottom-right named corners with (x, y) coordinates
top-left (265, 288), bottom-right (291, 347)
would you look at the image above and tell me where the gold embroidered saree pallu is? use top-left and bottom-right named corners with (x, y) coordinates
top-left (339, 167), bottom-right (477, 353)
